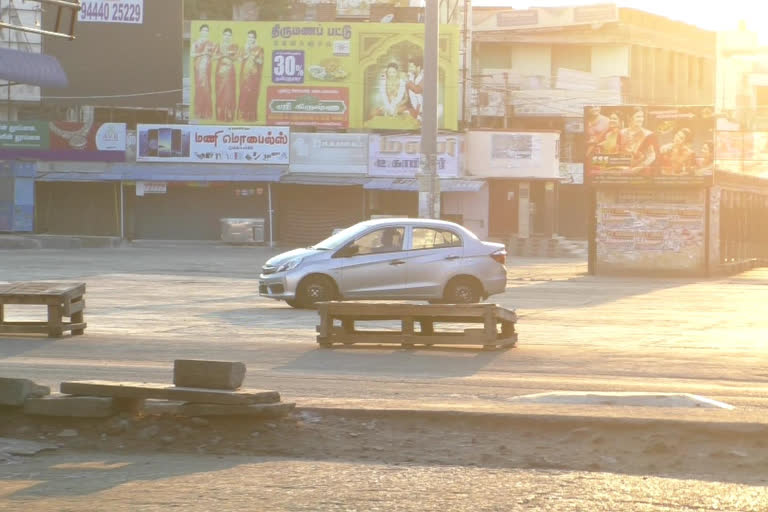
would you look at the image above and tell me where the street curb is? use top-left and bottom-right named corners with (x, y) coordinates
top-left (296, 406), bottom-right (768, 434)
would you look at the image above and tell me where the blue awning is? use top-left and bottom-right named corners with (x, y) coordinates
top-left (112, 163), bottom-right (286, 182)
top-left (364, 178), bottom-right (486, 192)
top-left (0, 48), bottom-right (68, 88)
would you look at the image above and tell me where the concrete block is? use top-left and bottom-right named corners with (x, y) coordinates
top-left (173, 359), bottom-right (246, 390)
top-left (60, 380), bottom-right (280, 405)
top-left (0, 377), bottom-right (50, 406)
top-left (24, 396), bottom-right (115, 417)
top-left (178, 402), bottom-right (295, 418)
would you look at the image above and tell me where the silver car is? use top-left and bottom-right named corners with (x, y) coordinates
top-left (259, 218), bottom-right (508, 308)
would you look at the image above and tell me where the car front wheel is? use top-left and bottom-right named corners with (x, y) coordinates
top-left (296, 275), bottom-right (336, 309)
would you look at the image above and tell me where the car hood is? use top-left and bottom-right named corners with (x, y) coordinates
top-left (264, 247), bottom-right (325, 268)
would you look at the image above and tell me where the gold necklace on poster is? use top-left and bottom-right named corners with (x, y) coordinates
top-left (48, 115), bottom-right (94, 150)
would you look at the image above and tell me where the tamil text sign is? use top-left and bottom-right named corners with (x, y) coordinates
top-left (368, 134), bottom-right (462, 178)
top-left (0, 121), bottom-right (126, 161)
top-left (136, 124), bottom-right (289, 164)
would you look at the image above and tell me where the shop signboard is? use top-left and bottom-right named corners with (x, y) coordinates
top-left (136, 124), bottom-right (289, 164)
top-left (0, 121), bottom-right (126, 162)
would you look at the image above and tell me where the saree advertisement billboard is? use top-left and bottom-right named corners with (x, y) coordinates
top-left (136, 124), bottom-right (289, 164)
top-left (584, 106), bottom-right (715, 186)
top-left (189, 21), bottom-right (459, 130)
top-left (0, 121), bottom-right (126, 162)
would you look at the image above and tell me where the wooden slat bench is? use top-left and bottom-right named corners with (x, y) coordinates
top-left (316, 302), bottom-right (518, 350)
top-left (0, 282), bottom-right (86, 338)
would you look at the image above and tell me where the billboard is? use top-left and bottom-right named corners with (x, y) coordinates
top-left (465, 131), bottom-right (560, 179)
top-left (189, 21), bottom-right (460, 130)
top-left (136, 124), bottom-right (289, 164)
top-left (369, 134), bottom-right (462, 178)
top-left (290, 133), bottom-right (368, 173)
top-left (0, 121), bottom-right (126, 162)
top-left (585, 106), bottom-right (716, 186)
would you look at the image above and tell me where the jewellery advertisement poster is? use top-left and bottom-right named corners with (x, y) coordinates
top-left (0, 121), bottom-right (127, 161)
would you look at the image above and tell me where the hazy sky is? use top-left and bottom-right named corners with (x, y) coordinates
top-left (472, 0), bottom-right (768, 41)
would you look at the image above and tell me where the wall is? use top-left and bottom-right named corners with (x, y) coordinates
top-left (41, 0), bottom-right (183, 109)
top-left (591, 46), bottom-right (630, 77)
top-left (595, 188), bottom-right (707, 274)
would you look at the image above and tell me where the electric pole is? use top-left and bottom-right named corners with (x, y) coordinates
top-left (418, 0), bottom-right (440, 219)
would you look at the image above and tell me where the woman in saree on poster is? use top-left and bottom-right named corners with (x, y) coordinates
top-left (191, 24), bottom-right (216, 120)
top-left (238, 30), bottom-right (264, 122)
top-left (619, 107), bottom-right (659, 174)
top-left (659, 128), bottom-right (696, 175)
top-left (215, 27), bottom-right (239, 122)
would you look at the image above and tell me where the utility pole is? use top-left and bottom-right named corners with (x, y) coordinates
top-left (418, 0), bottom-right (440, 219)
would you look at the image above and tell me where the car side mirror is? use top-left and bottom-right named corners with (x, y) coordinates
top-left (335, 243), bottom-right (359, 258)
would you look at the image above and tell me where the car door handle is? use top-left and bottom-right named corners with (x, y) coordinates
top-left (444, 256), bottom-right (460, 261)
top-left (389, 260), bottom-right (406, 266)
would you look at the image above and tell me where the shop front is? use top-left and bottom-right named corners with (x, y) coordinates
top-left (276, 133), bottom-right (370, 247)
top-left (0, 120), bottom-right (129, 237)
top-left (363, 133), bottom-right (488, 236)
top-left (466, 130), bottom-right (561, 242)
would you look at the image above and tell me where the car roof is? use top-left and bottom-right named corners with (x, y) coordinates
top-left (358, 218), bottom-right (463, 229)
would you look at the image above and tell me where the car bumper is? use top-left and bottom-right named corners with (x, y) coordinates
top-left (258, 274), bottom-right (296, 300)
top-left (483, 272), bottom-right (508, 297)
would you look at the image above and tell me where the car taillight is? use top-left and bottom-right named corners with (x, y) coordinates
top-left (490, 249), bottom-right (506, 265)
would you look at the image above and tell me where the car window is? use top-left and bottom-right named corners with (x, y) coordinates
top-left (351, 227), bottom-right (405, 255)
top-left (411, 228), bottom-right (463, 250)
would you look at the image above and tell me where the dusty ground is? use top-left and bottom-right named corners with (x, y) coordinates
top-left (3, 405), bottom-right (768, 487)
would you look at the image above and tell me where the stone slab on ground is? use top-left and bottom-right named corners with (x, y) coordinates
top-left (173, 359), bottom-right (246, 390)
top-left (60, 380), bottom-right (280, 405)
top-left (177, 402), bottom-right (296, 418)
top-left (24, 395), bottom-right (115, 417)
top-left (0, 377), bottom-right (50, 406)
top-left (506, 391), bottom-right (735, 409)
top-left (0, 437), bottom-right (57, 456)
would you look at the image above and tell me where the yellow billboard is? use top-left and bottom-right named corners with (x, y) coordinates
top-left (190, 21), bottom-right (459, 130)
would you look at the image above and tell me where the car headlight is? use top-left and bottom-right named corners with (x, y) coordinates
top-left (277, 257), bottom-right (303, 273)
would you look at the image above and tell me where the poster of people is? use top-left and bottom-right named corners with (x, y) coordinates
top-left (584, 105), bottom-right (715, 185)
top-left (189, 21), bottom-right (459, 130)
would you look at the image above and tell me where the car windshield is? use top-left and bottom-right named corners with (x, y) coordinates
top-left (311, 224), bottom-right (369, 250)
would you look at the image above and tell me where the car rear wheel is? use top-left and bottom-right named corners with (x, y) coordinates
top-left (443, 278), bottom-right (481, 304)
top-left (296, 275), bottom-right (336, 309)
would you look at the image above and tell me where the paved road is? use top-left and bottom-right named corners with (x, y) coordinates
top-left (3, 244), bottom-right (768, 510)
top-left (3, 452), bottom-right (767, 512)
top-left (1, 245), bottom-right (767, 419)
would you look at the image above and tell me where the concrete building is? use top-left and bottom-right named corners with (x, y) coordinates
top-left (469, 3), bottom-right (717, 248)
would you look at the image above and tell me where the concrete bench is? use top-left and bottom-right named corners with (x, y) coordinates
top-left (316, 302), bottom-right (518, 350)
top-left (0, 282), bottom-right (86, 337)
